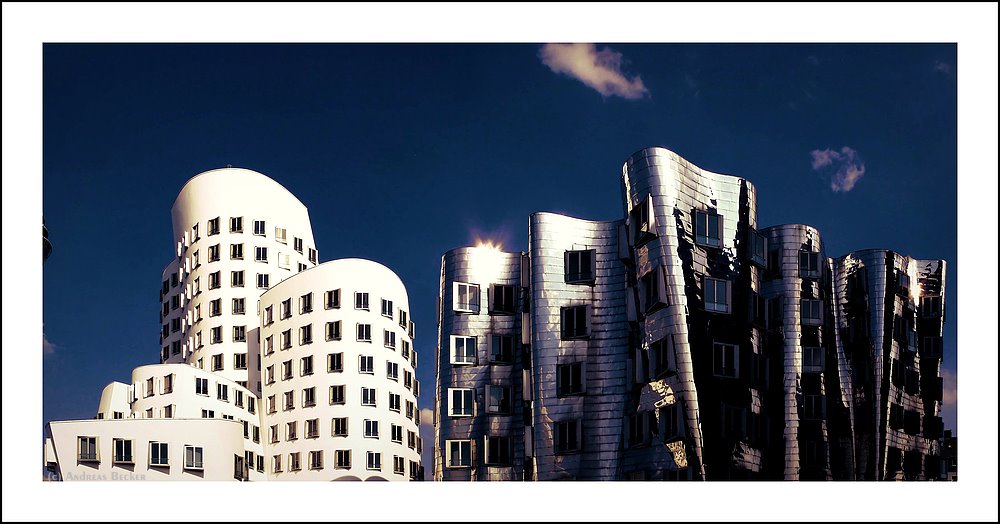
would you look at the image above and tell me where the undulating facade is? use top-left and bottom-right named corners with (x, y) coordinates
top-left (44, 167), bottom-right (423, 481)
top-left (433, 146), bottom-right (950, 481)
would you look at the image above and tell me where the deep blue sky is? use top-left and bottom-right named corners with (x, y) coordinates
top-left (42, 43), bottom-right (958, 436)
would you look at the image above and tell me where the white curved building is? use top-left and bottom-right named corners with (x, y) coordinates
top-left (259, 259), bottom-right (422, 480)
top-left (158, 168), bottom-right (319, 391)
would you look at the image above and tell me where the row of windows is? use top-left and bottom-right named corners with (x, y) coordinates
top-left (272, 450), bottom-right (419, 478)
top-left (162, 296), bottom-right (249, 332)
top-left (264, 354), bottom-right (417, 391)
top-left (77, 437), bottom-right (209, 471)
top-left (264, 387), bottom-right (419, 420)
top-left (265, 291), bottom-right (411, 327)
top-left (442, 422), bottom-right (581, 468)
top-left (190, 377), bottom-right (258, 413)
top-left (449, 334), bottom-right (516, 366)
top-left (267, 418), bottom-right (421, 449)
top-left (262, 322), bottom-right (413, 355)
top-left (452, 282), bottom-right (517, 315)
top-left (186, 217), bottom-right (315, 260)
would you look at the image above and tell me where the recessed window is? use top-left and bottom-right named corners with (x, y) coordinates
top-left (384, 329), bottom-right (396, 349)
top-left (335, 450), bottom-right (351, 469)
top-left (300, 293), bottom-right (313, 314)
top-left (404, 370), bottom-right (413, 390)
top-left (309, 450), bottom-right (323, 470)
top-left (484, 436), bottom-right (512, 466)
top-left (78, 436), bottom-right (99, 462)
top-left (208, 217), bottom-right (220, 236)
top-left (332, 417), bottom-right (348, 437)
top-left (381, 299), bottom-right (394, 319)
top-left (560, 305), bottom-right (590, 339)
top-left (300, 324), bottom-right (313, 345)
top-left (325, 321), bottom-right (342, 341)
top-left (557, 362), bottom-right (584, 396)
top-left (325, 289), bottom-right (341, 309)
top-left (703, 277), bottom-right (731, 313)
top-left (274, 226), bottom-right (287, 243)
top-left (308, 247), bottom-right (317, 264)
top-left (329, 385), bottom-right (346, 405)
top-left (355, 292), bottom-right (370, 310)
top-left (230, 217), bottom-right (243, 234)
top-left (627, 412), bottom-right (654, 448)
top-left (800, 299), bottom-right (823, 326)
top-left (489, 284), bottom-right (517, 315)
top-left (253, 220), bottom-right (266, 236)
top-left (201, 409), bottom-right (215, 418)
top-left (895, 269), bottom-right (911, 296)
top-left (722, 404), bottom-right (745, 439)
top-left (357, 323), bottom-right (372, 342)
top-left (233, 325), bottom-right (246, 343)
top-left (208, 244), bottom-right (220, 262)
top-left (799, 251), bottom-right (821, 279)
top-left (195, 377), bottom-right (209, 396)
top-left (921, 295), bottom-right (942, 318)
top-left (713, 342), bottom-right (739, 378)
top-left (359, 355), bottom-right (374, 374)
top-left (490, 335), bottom-right (514, 364)
top-left (748, 229), bottom-right (767, 267)
top-left (280, 298), bottom-right (292, 319)
top-left (554, 420), bottom-right (582, 454)
top-left (281, 329), bottom-right (292, 350)
top-left (282, 359), bottom-right (293, 380)
top-left (694, 209), bottom-right (723, 248)
top-left (361, 387), bottom-right (377, 407)
top-left (803, 394), bottom-right (825, 420)
top-left (183, 446), bottom-right (204, 470)
top-left (217, 383), bottom-right (228, 401)
top-left (284, 391), bottom-right (295, 411)
top-left (399, 310), bottom-right (408, 328)
top-left (451, 335), bottom-right (477, 365)
top-left (305, 418), bottom-right (320, 439)
top-left (327, 352), bottom-right (344, 373)
top-left (565, 249), bottom-right (596, 284)
top-left (149, 441), bottom-right (169, 467)
top-left (301, 387), bottom-right (315, 407)
top-left (364, 419), bottom-right (380, 439)
top-left (386, 361), bottom-right (399, 381)
top-left (301, 355), bottom-right (314, 376)
top-left (629, 194), bottom-right (655, 246)
top-left (802, 346), bottom-right (824, 372)
top-left (447, 440), bottom-right (472, 468)
top-left (394, 456), bottom-right (406, 475)
top-left (640, 267), bottom-right (668, 313)
top-left (288, 452), bottom-right (301, 471)
top-left (366, 451), bottom-right (381, 471)
top-left (389, 392), bottom-right (401, 412)
top-left (293, 237), bottom-right (304, 254)
top-left (112, 438), bottom-right (133, 464)
top-left (449, 388), bottom-right (474, 417)
top-left (453, 282), bottom-right (480, 313)
top-left (228, 270), bottom-right (244, 288)
top-left (256, 273), bottom-right (270, 289)
top-left (486, 385), bottom-right (511, 415)
top-left (230, 243), bottom-right (244, 260)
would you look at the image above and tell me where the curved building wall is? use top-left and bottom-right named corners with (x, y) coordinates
top-left (829, 250), bottom-right (945, 480)
top-left (259, 259), bottom-right (420, 481)
top-left (158, 167), bottom-right (319, 390)
top-left (96, 382), bottom-right (131, 420)
top-left (760, 224), bottom-right (832, 480)
top-left (433, 246), bottom-right (525, 481)
top-left (621, 147), bottom-right (763, 480)
top-left (528, 213), bottom-right (629, 480)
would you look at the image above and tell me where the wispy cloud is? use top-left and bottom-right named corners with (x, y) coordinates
top-left (43, 333), bottom-right (56, 355)
top-left (418, 408), bottom-right (435, 480)
top-left (933, 60), bottom-right (952, 74)
top-left (539, 43), bottom-right (649, 100)
top-left (941, 367), bottom-right (957, 410)
top-left (810, 146), bottom-right (866, 192)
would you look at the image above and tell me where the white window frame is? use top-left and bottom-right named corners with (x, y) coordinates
top-left (704, 277), bottom-right (731, 314)
top-left (451, 335), bottom-right (477, 365)
top-left (446, 439), bottom-right (472, 468)
top-left (449, 387), bottom-right (474, 417)
top-left (184, 445), bottom-right (204, 470)
top-left (453, 281), bottom-right (480, 313)
top-left (149, 441), bottom-right (169, 467)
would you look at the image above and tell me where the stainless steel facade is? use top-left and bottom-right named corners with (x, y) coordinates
top-left (433, 146), bottom-right (950, 481)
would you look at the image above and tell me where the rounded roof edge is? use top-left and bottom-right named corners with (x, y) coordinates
top-left (529, 210), bottom-right (625, 225)
top-left (622, 146), bottom-right (750, 185)
top-left (442, 246), bottom-right (522, 258)
top-left (259, 257), bottom-right (406, 299)
top-left (170, 167), bottom-right (307, 213)
top-left (760, 223), bottom-right (823, 234)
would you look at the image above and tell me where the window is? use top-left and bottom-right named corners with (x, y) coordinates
top-left (803, 394), bottom-right (825, 420)
top-left (208, 271), bottom-right (221, 290)
top-left (703, 277), bottom-right (731, 313)
top-left (450, 335), bottom-right (477, 365)
top-left (293, 237), bottom-right (304, 253)
top-left (803, 346), bottom-right (824, 372)
top-left (694, 210), bottom-right (723, 248)
top-left (554, 420), bottom-right (582, 454)
top-left (208, 217), bottom-right (220, 236)
top-left (253, 246), bottom-right (268, 263)
top-left (394, 455), bottom-right (406, 475)
top-left (301, 355), bottom-right (314, 376)
top-left (489, 284), bottom-right (517, 315)
top-left (184, 446), bottom-right (204, 470)
top-left (248, 396), bottom-right (256, 415)
top-left (256, 273), bottom-right (270, 289)
top-left (801, 299), bottom-right (823, 325)
top-left (272, 454), bottom-right (282, 472)
top-left (799, 251), bottom-right (821, 278)
top-left (211, 327), bottom-right (223, 345)
top-left (326, 321), bottom-right (342, 341)
top-left (381, 298), bottom-right (394, 319)
top-left (207, 298), bottom-right (220, 318)
top-left (359, 355), bottom-right (375, 374)
top-left (192, 250), bottom-right (200, 268)
top-left (630, 194), bottom-right (655, 245)
top-left (713, 342), bottom-right (739, 378)
top-left (332, 417), bottom-right (348, 437)
top-left (300, 324), bottom-right (313, 345)
top-left (263, 305), bottom-right (273, 326)
top-left (78, 436), bottom-right (99, 462)
top-left (217, 383), bottom-right (228, 401)
top-left (208, 244), bottom-right (220, 262)
top-left (284, 391), bottom-right (295, 411)
top-left (484, 436), bottom-right (512, 466)
top-left (329, 385), bottom-right (346, 405)
top-left (149, 442), bottom-right (169, 466)
top-left (267, 395), bottom-right (277, 414)
top-left (235, 390), bottom-right (245, 408)
top-left (486, 385), bottom-right (511, 415)
top-left (250, 219), bottom-right (265, 236)
top-left (389, 392), bottom-right (401, 412)
top-left (406, 400), bottom-right (416, 421)
top-left (361, 387), bottom-right (377, 406)
top-left (110, 438), bottom-right (134, 464)
top-left (281, 329), bottom-right (292, 350)
top-left (171, 340), bottom-right (181, 355)
top-left (557, 362), bottom-right (584, 396)
top-left (201, 409), bottom-right (215, 418)
top-left (401, 339), bottom-right (411, 360)
top-left (640, 267), bottom-right (668, 313)
top-left (145, 377), bottom-right (155, 397)
top-left (230, 243), bottom-right (244, 260)
top-left (388, 424), bottom-right (403, 444)
top-left (446, 440), bottom-right (472, 468)
top-left (367, 451), bottom-right (382, 471)
top-left (195, 377), bottom-right (209, 395)
top-left (170, 318), bottom-right (181, 333)
top-left (171, 272), bottom-right (178, 287)
top-left (309, 450), bottom-right (323, 470)
top-left (327, 352), bottom-right (344, 373)
top-left (404, 370), bottom-right (413, 390)
top-left (308, 247), bottom-right (317, 264)
top-left (357, 323), bottom-right (372, 342)
top-left (233, 325), bottom-right (247, 343)
top-left (399, 310), bottom-right (408, 328)
top-left (335, 450), bottom-right (351, 469)
top-left (748, 229), bottom-right (767, 267)
top-left (364, 419), bottom-right (380, 439)
top-left (286, 420), bottom-right (298, 440)
top-left (560, 305), bottom-right (590, 339)
top-left (325, 289), bottom-right (341, 309)
top-left (384, 329), bottom-right (396, 349)
top-left (289, 452), bottom-right (301, 471)
top-left (355, 292), bottom-right (370, 310)
top-left (565, 249), bottom-right (596, 284)
top-left (195, 332), bottom-right (203, 349)
top-left (297, 293), bottom-right (313, 315)
top-left (230, 216), bottom-right (243, 233)
top-left (449, 388), bottom-right (474, 417)
top-left (302, 387), bottom-right (316, 407)
top-left (921, 295), bottom-right (942, 318)
top-left (282, 359), bottom-right (293, 380)
top-left (306, 419), bottom-right (320, 439)
top-left (274, 227), bottom-right (286, 243)
top-left (228, 270), bottom-right (245, 288)
top-left (453, 282), bottom-right (480, 313)
top-left (408, 430), bottom-right (417, 449)
top-left (387, 361), bottom-right (399, 381)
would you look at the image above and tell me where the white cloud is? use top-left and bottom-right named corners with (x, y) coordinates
top-left (418, 409), bottom-right (435, 480)
top-left (810, 146), bottom-right (866, 192)
top-left (43, 333), bottom-right (56, 355)
top-left (539, 43), bottom-right (649, 100)
top-left (933, 60), bottom-right (952, 74)
top-left (941, 367), bottom-right (957, 415)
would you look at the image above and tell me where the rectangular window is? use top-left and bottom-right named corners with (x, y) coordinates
top-left (305, 418), bottom-right (319, 439)
top-left (208, 217), bottom-right (220, 236)
top-left (713, 342), bottom-right (739, 378)
top-left (217, 383), bottom-right (228, 401)
top-left (557, 362), bottom-right (584, 396)
top-left (211, 327), bottom-right (223, 345)
top-left (803, 394), bottom-right (825, 420)
top-left (256, 273), bottom-right (270, 289)
top-left (201, 409), bottom-right (215, 418)
top-left (640, 267), bottom-right (668, 313)
top-left (404, 370), bottom-right (413, 390)
top-left (235, 390), bottom-right (245, 408)
top-left (801, 299), bottom-right (823, 325)
top-left (390, 423), bottom-right (404, 443)
top-left (394, 455), bottom-right (406, 475)
top-left (560, 305), bottom-right (590, 339)
top-left (335, 450), bottom-right (351, 469)
top-left (230, 270), bottom-right (244, 288)
top-left (451, 335), bottom-right (477, 365)
top-left (327, 352), bottom-right (344, 373)
top-left (333, 417), bottom-right (348, 437)
top-left (301, 355), bottom-right (314, 376)
top-left (253, 220), bottom-right (266, 236)
top-left (694, 210), bottom-right (723, 248)
top-left (361, 387), bottom-right (377, 406)
top-left (449, 388), bottom-right (474, 417)
top-left (282, 359), bottom-right (293, 380)
top-left (293, 237), bottom-right (304, 253)
top-left (112, 438), bottom-right (133, 463)
top-left (184, 445), bottom-right (204, 470)
top-left (386, 362), bottom-right (399, 381)
top-left (364, 419), bottom-right (380, 439)
top-left (565, 249), bottom-right (596, 284)
top-left (281, 329), bottom-right (292, 350)
top-left (704, 277), bottom-right (731, 313)
top-left (233, 325), bottom-right (247, 343)
top-left (284, 391), bottom-right (295, 411)
top-left (920, 295), bottom-right (942, 318)
top-left (359, 355), bottom-right (375, 374)
top-left (484, 436), bottom-right (512, 466)
top-left (208, 244), bottom-right (220, 262)
top-left (325, 289), bottom-right (341, 309)
top-left (355, 292), bottom-right (369, 310)
top-left (356, 323), bottom-right (372, 342)
top-left (722, 404), bottom-right (745, 439)
top-left (230, 217), bottom-right (243, 233)
top-left (401, 339), bottom-right (411, 360)
top-left (309, 450), bottom-right (323, 470)
top-left (802, 346), bottom-right (824, 372)
top-left (749, 229), bottom-right (767, 267)
top-left (78, 436), bottom-right (99, 462)
top-left (300, 324), bottom-right (313, 345)
top-left (486, 385), bottom-right (511, 415)
top-left (149, 442), bottom-right (169, 466)
top-left (286, 421), bottom-right (298, 440)
top-left (489, 284), bottom-right (517, 315)
top-left (289, 452), bottom-right (301, 471)
top-left (799, 251), bottom-right (821, 279)
top-left (630, 194), bottom-right (655, 245)
top-left (447, 440), bottom-right (472, 468)
top-left (367, 451), bottom-right (382, 471)
top-left (267, 395), bottom-right (277, 414)
top-left (300, 293), bottom-right (313, 314)
top-left (399, 309), bottom-right (408, 328)
top-left (329, 385), bottom-right (346, 405)
top-left (208, 271), bottom-right (220, 290)
top-left (381, 298), bottom-right (394, 319)
top-left (326, 321), bottom-right (342, 341)
top-left (230, 243), bottom-right (244, 260)
top-left (195, 377), bottom-right (209, 395)
top-left (554, 420), bottom-right (582, 454)
top-left (453, 282), bottom-right (480, 313)
top-left (384, 329), bottom-right (396, 349)
top-left (308, 247), bottom-right (317, 264)
top-left (280, 298), bottom-right (292, 319)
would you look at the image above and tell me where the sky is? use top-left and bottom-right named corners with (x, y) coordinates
top-left (40, 43), bottom-right (959, 441)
